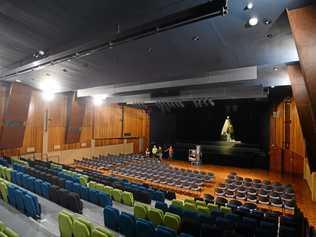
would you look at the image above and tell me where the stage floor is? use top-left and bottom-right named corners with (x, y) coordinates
top-left (165, 160), bottom-right (316, 228)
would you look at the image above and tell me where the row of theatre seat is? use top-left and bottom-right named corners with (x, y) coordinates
top-left (104, 205), bottom-right (192, 237)
top-left (153, 198), bottom-right (310, 237)
top-left (0, 220), bottom-right (19, 237)
top-left (58, 210), bottom-right (114, 237)
top-left (0, 168), bottom-right (41, 220)
top-left (12, 164), bottom-right (83, 213)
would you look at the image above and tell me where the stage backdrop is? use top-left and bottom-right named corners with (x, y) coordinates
top-left (150, 100), bottom-right (270, 151)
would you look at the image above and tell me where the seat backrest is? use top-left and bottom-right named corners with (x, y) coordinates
top-left (155, 225), bottom-right (177, 237)
top-left (23, 194), bottom-right (37, 219)
top-left (89, 189), bottom-right (99, 204)
top-left (14, 189), bottom-right (24, 212)
top-left (67, 192), bottom-right (83, 214)
top-left (7, 185), bottom-right (16, 207)
top-left (79, 185), bottom-right (89, 200)
top-left (103, 206), bottom-right (120, 231)
top-left (119, 212), bottom-right (136, 237)
top-left (0, 181), bottom-right (8, 203)
top-left (73, 219), bottom-right (90, 237)
top-left (171, 199), bottom-right (184, 208)
top-left (136, 219), bottom-right (155, 237)
top-left (111, 188), bottom-right (122, 202)
top-left (163, 212), bottom-right (181, 231)
top-left (98, 192), bottom-right (112, 208)
top-left (3, 227), bottom-right (19, 237)
top-left (58, 211), bottom-right (73, 237)
top-left (122, 191), bottom-right (134, 206)
top-left (134, 202), bottom-right (148, 219)
top-left (148, 208), bottom-right (164, 226)
top-left (155, 201), bottom-right (168, 213)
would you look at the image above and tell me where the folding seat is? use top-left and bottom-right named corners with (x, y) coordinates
top-left (95, 183), bottom-right (105, 192)
top-left (134, 190), bottom-right (151, 204)
top-left (104, 186), bottom-right (113, 196)
top-left (183, 202), bottom-right (196, 212)
top-left (76, 217), bottom-right (94, 235)
top-left (165, 191), bottom-right (176, 200)
top-left (23, 194), bottom-right (40, 219)
top-left (27, 177), bottom-right (36, 192)
top-left (98, 192), bottom-right (112, 207)
top-left (121, 191), bottom-right (134, 206)
top-left (73, 219), bottom-right (90, 237)
top-left (163, 212), bottom-right (181, 231)
top-left (0, 181), bottom-right (8, 203)
top-left (171, 199), bottom-right (184, 208)
top-left (279, 226), bottom-right (296, 237)
top-left (119, 212), bottom-right (136, 237)
top-left (259, 221), bottom-right (277, 236)
top-left (280, 215), bottom-right (297, 228)
top-left (91, 227), bottom-right (113, 237)
top-left (103, 206), bottom-right (120, 231)
top-left (4, 168), bottom-right (12, 182)
top-left (216, 217), bottom-right (234, 230)
top-left (2, 227), bottom-right (19, 237)
top-left (79, 185), bottom-right (89, 200)
top-left (200, 224), bottom-right (222, 237)
top-left (89, 189), bottom-right (99, 204)
top-left (136, 219), bottom-right (155, 237)
top-left (41, 181), bottom-right (51, 198)
top-left (220, 206), bottom-right (231, 214)
top-left (65, 180), bottom-right (74, 191)
top-left (148, 207), bottom-right (164, 226)
top-left (211, 210), bottom-right (224, 219)
top-left (195, 199), bottom-right (206, 207)
top-left (11, 170), bottom-right (18, 184)
top-left (207, 203), bottom-right (219, 213)
top-left (242, 217), bottom-right (258, 229)
top-left (67, 192), bottom-right (83, 214)
top-left (152, 190), bottom-right (165, 202)
top-left (34, 179), bottom-right (43, 195)
top-left (7, 185), bottom-right (16, 207)
top-left (79, 175), bottom-right (88, 186)
top-left (88, 181), bottom-right (97, 189)
top-left (111, 188), bottom-right (122, 203)
top-left (58, 211), bottom-right (74, 237)
top-left (134, 202), bottom-right (148, 219)
top-left (15, 189), bottom-right (25, 213)
top-left (155, 201), bottom-right (168, 213)
top-left (48, 185), bottom-right (60, 203)
top-left (168, 205), bottom-right (183, 217)
top-left (73, 182), bottom-right (81, 195)
top-left (215, 197), bottom-right (228, 206)
top-left (21, 174), bottom-right (29, 188)
top-left (155, 225), bottom-right (177, 237)
top-left (179, 217), bottom-right (200, 237)
top-left (225, 213), bottom-right (241, 223)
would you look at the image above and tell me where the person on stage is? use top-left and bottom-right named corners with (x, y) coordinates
top-left (221, 116), bottom-right (234, 142)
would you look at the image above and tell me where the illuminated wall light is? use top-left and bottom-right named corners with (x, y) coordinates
top-left (92, 94), bottom-right (109, 106)
top-left (39, 79), bottom-right (60, 102)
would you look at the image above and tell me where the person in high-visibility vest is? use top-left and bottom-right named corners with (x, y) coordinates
top-left (152, 145), bottom-right (158, 158)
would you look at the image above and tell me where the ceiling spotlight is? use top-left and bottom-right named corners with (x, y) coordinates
top-left (147, 47), bottom-right (153, 53)
top-left (192, 36), bottom-right (200, 41)
top-left (273, 67), bottom-right (279, 71)
top-left (266, 33), bottom-right (273, 38)
top-left (248, 16), bottom-right (259, 26)
top-left (38, 50), bottom-right (45, 56)
top-left (245, 2), bottom-right (254, 10)
top-left (15, 79), bottom-right (22, 83)
top-left (263, 18), bottom-right (272, 25)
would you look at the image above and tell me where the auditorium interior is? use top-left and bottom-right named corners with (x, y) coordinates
top-left (0, 0), bottom-right (316, 237)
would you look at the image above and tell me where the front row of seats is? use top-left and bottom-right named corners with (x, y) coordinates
top-left (58, 210), bottom-right (114, 237)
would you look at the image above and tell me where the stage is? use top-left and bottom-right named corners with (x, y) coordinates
top-left (174, 141), bottom-right (268, 169)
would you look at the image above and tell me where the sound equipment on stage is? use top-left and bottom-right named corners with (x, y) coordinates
top-left (188, 145), bottom-right (202, 166)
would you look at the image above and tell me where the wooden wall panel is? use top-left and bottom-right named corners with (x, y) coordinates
top-left (94, 104), bottom-right (122, 139)
top-left (0, 83), bottom-right (32, 149)
top-left (269, 99), bottom-right (305, 176)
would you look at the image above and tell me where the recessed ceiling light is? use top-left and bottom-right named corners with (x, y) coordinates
top-left (266, 33), bottom-right (273, 38)
top-left (245, 2), bottom-right (254, 10)
top-left (273, 67), bottom-right (279, 71)
top-left (15, 79), bottom-right (22, 83)
top-left (147, 47), bottom-right (153, 53)
top-left (192, 36), bottom-right (200, 41)
top-left (263, 18), bottom-right (272, 25)
top-left (271, 86), bottom-right (275, 88)
top-left (248, 17), bottom-right (259, 26)
top-left (38, 50), bottom-right (45, 56)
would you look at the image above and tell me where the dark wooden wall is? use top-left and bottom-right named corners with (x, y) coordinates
top-left (269, 98), bottom-right (305, 176)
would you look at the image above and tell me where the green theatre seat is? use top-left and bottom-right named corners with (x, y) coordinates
top-left (0, 182), bottom-right (8, 203)
top-left (111, 189), bottom-right (123, 202)
top-left (148, 207), bottom-right (164, 226)
top-left (0, 221), bottom-right (5, 232)
top-left (58, 211), bottom-right (74, 237)
top-left (184, 202), bottom-right (196, 212)
top-left (95, 183), bottom-right (105, 192)
top-left (73, 220), bottom-right (90, 237)
top-left (92, 227), bottom-right (113, 237)
top-left (104, 186), bottom-right (113, 196)
top-left (76, 217), bottom-right (94, 235)
top-left (163, 212), bottom-right (181, 231)
top-left (122, 191), bottom-right (134, 206)
top-left (220, 206), bottom-right (232, 214)
top-left (3, 228), bottom-right (19, 237)
top-left (196, 200), bottom-right (207, 207)
top-left (88, 181), bottom-right (97, 190)
top-left (134, 202), bottom-right (148, 219)
top-left (79, 176), bottom-right (89, 186)
top-left (197, 205), bottom-right (210, 214)
top-left (207, 203), bottom-right (219, 213)
top-left (171, 199), bottom-right (184, 208)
